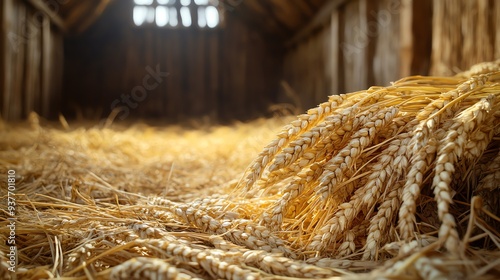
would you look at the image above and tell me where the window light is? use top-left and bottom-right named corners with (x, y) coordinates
top-left (133, 6), bottom-right (148, 26)
top-left (134, 0), bottom-right (153, 4)
top-left (205, 6), bottom-right (218, 28)
top-left (169, 8), bottom-right (178, 27)
top-left (180, 7), bottom-right (192, 27)
top-left (197, 7), bottom-right (206, 28)
top-left (145, 7), bottom-right (155, 23)
top-left (133, 0), bottom-right (219, 28)
top-left (156, 6), bottom-right (169, 27)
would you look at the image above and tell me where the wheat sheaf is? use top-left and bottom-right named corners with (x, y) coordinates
top-left (148, 61), bottom-right (500, 279)
top-left (221, 60), bottom-right (500, 276)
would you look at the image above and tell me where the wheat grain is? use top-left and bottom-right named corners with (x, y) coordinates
top-left (335, 221), bottom-right (368, 257)
top-left (140, 239), bottom-right (261, 280)
top-left (432, 97), bottom-right (493, 253)
top-left (242, 250), bottom-right (334, 278)
top-left (362, 131), bottom-right (414, 260)
top-left (477, 149), bottom-right (500, 192)
top-left (241, 95), bottom-right (347, 192)
top-left (306, 107), bottom-right (398, 253)
top-left (398, 136), bottom-right (439, 240)
top-left (456, 59), bottom-right (500, 78)
top-left (265, 105), bottom-right (359, 186)
top-left (316, 106), bottom-right (398, 202)
top-left (264, 162), bottom-right (324, 230)
top-left (396, 77), bottom-right (489, 241)
top-left (263, 107), bottom-right (361, 187)
top-left (153, 198), bottom-right (295, 257)
top-left (110, 257), bottom-right (194, 280)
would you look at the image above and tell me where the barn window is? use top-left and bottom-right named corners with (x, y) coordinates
top-left (133, 0), bottom-right (220, 28)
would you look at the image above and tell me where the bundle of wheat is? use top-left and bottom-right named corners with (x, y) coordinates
top-left (1, 60), bottom-right (499, 279)
top-left (228, 59), bottom-right (500, 276)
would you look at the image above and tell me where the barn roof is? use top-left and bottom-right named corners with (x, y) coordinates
top-left (37, 0), bottom-right (330, 39)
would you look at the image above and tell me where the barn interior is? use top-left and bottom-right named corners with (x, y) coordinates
top-left (1, 0), bottom-right (500, 279)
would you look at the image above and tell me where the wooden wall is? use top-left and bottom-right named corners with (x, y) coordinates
top-left (283, 0), bottom-right (499, 107)
top-left (0, 0), bottom-right (63, 121)
top-left (62, 1), bottom-right (282, 122)
top-left (430, 0), bottom-right (500, 76)
top-left (3, 0), bottom-right (499, 122)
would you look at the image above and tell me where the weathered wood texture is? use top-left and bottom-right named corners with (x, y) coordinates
top-left (0, 0), bottom-right (63, 121)
top-left (62, 1), bottom-right (282, 122)
top-left (430, 0), bottom-right (500, 76)
top-left (283, 0), bottom-right (497, 106)
top-left (284, 0), bottom-right (412, 107)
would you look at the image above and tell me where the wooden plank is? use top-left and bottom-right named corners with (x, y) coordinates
top-left (187, 29), bottom-right (205, 117)
top-left (207, 30), bottom-right (219, 121)
top-left (430, 0), bottom-right (463, 76)
top-left (330, 10), bottom-right (340, 94)
top-left (373, 0), bottom-right (402, 84)
top-left (342, 0), bottom-right (369, 92)
top-left (287, 0), bottom-right (347, 46)
top-left (25, 6), bottom-right (42, 117)
top-left (475, 0), bottom-right (493, 64)
top-left (164, 31), bottom-right (177, 121)
top-left (41, 14), bottom-right (51, 117)
top-left (11, 0), bottom-right (26, 120)
top-left (409, 0), bottom-right (432, 75)
top-left (0, 0), bottom-right (10, 119)
top-left (232, 19), bottom-right (248, 119)
top-left (50, 28), bottom-right (63, 117)
top-left (496, 0), bottom-right (500, 59)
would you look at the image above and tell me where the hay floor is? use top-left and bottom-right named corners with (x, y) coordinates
top-left (1, 61), bottom-right (500, 280)
top-left (0, 117), bottom-right (296, 279)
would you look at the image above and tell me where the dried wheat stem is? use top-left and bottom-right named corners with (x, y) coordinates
top-left (414, 256), bottom-right (450, 280)
top-left (477, 149), bottom-right (500, 192)
top-left (335, 221), bottom-right (368, 257)
top-left (109, 257), bottom-right (194, 280)
top-left (155, 199), bottom-right (295, 257)
top-left (241, 95), bottom-right (347, 191)
top-left (264, 163), bottom-right (324, 230)
top-left (316, 106), bottom-right (398, 201)
top-left (139, 239), bottom-right (261, 280)
top-left (363, 182), bottom-right (403, 260)
top-left (456, 59), bottom-right (500, 78)
top-left (463, 110), bottom-right (496, 162)
top-left (398, 136), bottom-right (439, 240)
top-left (416, 74), bottom-right (489, 122)
top-left (242, 250), bottom-right (334, 278)
top-left (269, 104), bottom-right (360, 169)
top-left (432, 97), bottom-right (493, 254)
top-left (307, 107), bottom-right (399, 253)
top-left (264, 111), bottom-right (358, 186)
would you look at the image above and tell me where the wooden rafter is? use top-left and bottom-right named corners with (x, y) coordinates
top-left (25, 0), bottom-right (67, 32)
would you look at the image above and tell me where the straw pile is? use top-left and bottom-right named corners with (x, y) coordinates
top-left (1, 60), bottom-right (500, 279)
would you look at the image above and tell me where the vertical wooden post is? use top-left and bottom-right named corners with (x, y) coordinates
top-left (330, 10), bottom-right (340, 94)
top-left (399, 0), bottom-right (413, 78)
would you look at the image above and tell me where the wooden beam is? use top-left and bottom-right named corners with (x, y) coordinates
top-left (73, 0), bottom-right (114, 33)
top-left (287, 0), bottom-right (347, 46)
top-left (25, 0), bottom-right (67, 32)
